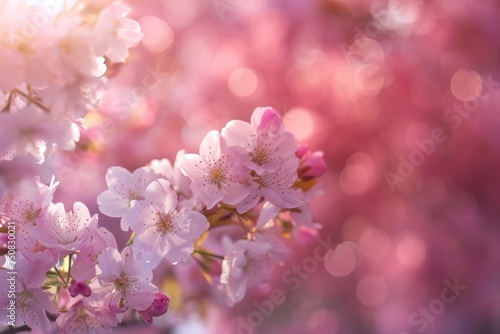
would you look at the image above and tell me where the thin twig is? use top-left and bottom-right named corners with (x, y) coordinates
top-left (2, 91), bottom-right (14, 112)
top-left (53, 266), bottom-right (67, 288)
top-left (13, 89), bottom-right (50, 113)
top-left (193, 249), bottom-right (225, 260)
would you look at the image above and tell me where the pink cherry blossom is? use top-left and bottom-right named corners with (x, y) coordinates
top-left (43, 17), bottom-right (102, 84)
top-left (222, 107), bottom-right (297, 175)
top-left (56, 300), bottom-right (116, 334)
top-left (17, 235), bottom-right (59, 269)
top-left (7, 176), bottom-right (58, 235)
top-left (149, 150), bottom-right (192, 199)
top-left (32, 201), bottom-right (98, 255)
top-left (93, 3), bottom-right (143, 63)
top-left (97, 166), bottom-right (158, 231)
top-left (256, 233), bottom-right (292, 266)
top-left (179, 130), bottom-right (250, 209)
top-left (219, 239), bottom-right (273, 307)
top-left (0, 258), bottom-right (56, 332)
top-left (96, 246), bottom-right (158, 311)
top-left (256, 192), bottom-right (322, 238)
top-left (0, 106), bottom-right (77, 163)
top-left (236, 157), bottom-right (304, 213)
top-left (56, 284), bottom-right (118, 334)
top-left (128, 178), bottom-right (209, 267)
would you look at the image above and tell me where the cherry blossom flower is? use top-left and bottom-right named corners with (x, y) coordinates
top-left (149, 150), bottom-right (192, 199)
top-left (128, 178), bottom-right (209, 267)
top-left (0, 107), bottom-right (77, 163)
top-left (37, 79), bottom-right (105, 120)
top-left (96, 247), bottom-right (158, 311)
top-left (220, 234), bottom-right (292, 307)
top-left (17, 235), bottom-right (59, 269)
top-left (56, 299), bottom-right (117, 334)
top-left (93, 3), bottom-right (144, 63)
top-left (44, 17), bottom-right (102, 84)
top-left (32, 202), bottom-right (98, 255)
top-left (97, 166), bottom-right (158, 231)
top-left (179, 130), bottom-right (250, 209)
top-left (222, 107), bottom-right (297, 175)
top-left (256, 193), bottom-right (322, 238)
top-left (56, 284), bottom-right (118, 334)
top-left (219, 239), bottom-right (274, 306)
top-left (7, 176), bottom-right (58, 234)
top-left (236, 157), bottom-right (304, 213)
top-left (0, 258), bottom-right (56, 332)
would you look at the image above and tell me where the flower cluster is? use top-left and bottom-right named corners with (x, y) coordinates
top-left (0, 107), bottom-right (325, 332)
top-left (0, 175), bottom-right (169, 332)
top-left (0, 0), bottom-right (143, 164)
top-left (0, 2), bottom-right (326, 332)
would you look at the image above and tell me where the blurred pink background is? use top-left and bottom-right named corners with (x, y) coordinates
top-left (52, 0), bottom-right (500, 333)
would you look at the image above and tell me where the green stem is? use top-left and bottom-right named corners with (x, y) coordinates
top-left (125, 232), bottom-right (136, 247)
top-left (53, 285), bottom-right (59, 303)
top-left (67, 255), bottom-right (73, 284)
top-left (235, 214), bottom-right (251, 233)
top-left (53, 266), bottom-right (67, 288)
top-left (219, 204), bottom-right (252, 233)
top-left (193, 250), bottom-right (225, 260)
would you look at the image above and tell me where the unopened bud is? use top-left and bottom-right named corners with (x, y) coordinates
top-left (138, 293), bottom-right (170, 324)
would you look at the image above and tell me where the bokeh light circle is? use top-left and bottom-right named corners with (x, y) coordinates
top-left (356, 275), bottom-right (388, 307)
top-left (340, 165), bottom-right (369, 195)
top-left (451, 69), bottom-right (483, 101)
top-left (283, 107), bottom-right (316, 142)
top-left (396, 234), bottom-right (427, 267)
top-left (324, 242), bottom-right (358, 277)
top-left (228, 67), bottom-right (259, 97)
top-left (140, 16), bottom-right (174, 53)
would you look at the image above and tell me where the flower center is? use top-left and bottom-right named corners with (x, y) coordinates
top-left (127, 190), bottom-right (143, 201)
top-left (210, 167), bottom-right (224, 184)
top-left (155, 212), bottom-right (174, 235)
top-left (23, 206), bottom-right (40, 223)
top-left (114, 272), bottom-right (131, 294)
top-left (251, 148), bottom-right (269, 165)
top-left (76, 308), bottom-right (91, 322)
top-left (19, 291), bottom-right (34, 307)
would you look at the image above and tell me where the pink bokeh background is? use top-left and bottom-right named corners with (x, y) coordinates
top-left (50, 0), bottom-right (500, 333)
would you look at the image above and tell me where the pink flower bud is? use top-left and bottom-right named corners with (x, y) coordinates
top-left (138, 293), bottom-right (170, 325)
top-left (302, 151), bottom-right (327, 178)
top-left (298, 149), bottom-right (327, 180)
top-left (296, 144), bottom-right (310, 159)
top-left (251, 107), bottom-right (283, 133)
top-left (68, 280), bottom-right (92, 298)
